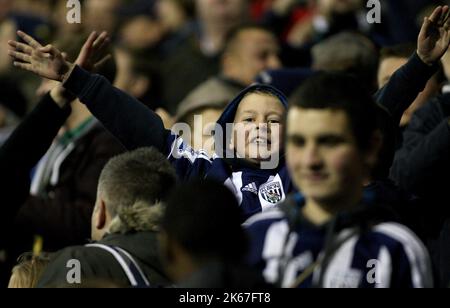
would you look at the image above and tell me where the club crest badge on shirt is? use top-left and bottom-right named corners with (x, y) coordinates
top-left (258, 175), bottom-right (285, 210)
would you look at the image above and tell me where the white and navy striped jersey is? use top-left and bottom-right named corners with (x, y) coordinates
top-left (244, 206), bottom-right (433, 288)
top-left (166, 135), bottom-right (293, 220)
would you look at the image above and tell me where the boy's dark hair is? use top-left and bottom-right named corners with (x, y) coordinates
top-left (289, 72), bottom-right (378, 151)
top-left (161, 180), bottom-right (247, 264)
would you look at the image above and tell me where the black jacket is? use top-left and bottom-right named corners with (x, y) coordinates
top-left (391, 94), bottom-right (450, 286)
top-left (37, 231), bottom-right (169, 288)
top-left (1, 94), bottom-right (124, 249)
top-left (391, 95), bottom-right (450, 199)
top-left (0, 95), bottom-right (70, 237)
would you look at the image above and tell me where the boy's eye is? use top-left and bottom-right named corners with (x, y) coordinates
top-left (242, 118), bottom-right (254, 123)
top-left (268, 119), bottom-right (280, 124)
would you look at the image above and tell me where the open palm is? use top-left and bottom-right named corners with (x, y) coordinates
top-left (74, 31), bottom-right (111, 72)
top-left (8, 31), bottom-right (111, 81)
top-left (8, 31), bottom-right (69, 81)
top-left (418, 5), bottom-right (450, 65)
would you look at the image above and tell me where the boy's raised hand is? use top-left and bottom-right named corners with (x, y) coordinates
top-left (74, 31), bottom-right (111, 73)
top-left (418, 5), bottom-right (450, 66)
top-left (8, 30), bottom-right (111, 81)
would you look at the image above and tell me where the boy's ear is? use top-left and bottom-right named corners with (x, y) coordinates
top-left (364, 129), bottom-right (383, 169)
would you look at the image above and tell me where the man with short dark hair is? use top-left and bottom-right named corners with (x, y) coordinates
top-left (245, 72), bottom-right (433, 288)
top-left (37, 148), bottom-right (176, 288)
top-left (159, 179), bottom-right (267, 288)
top-left (311, 31), bottom-right (379, 91)
top-left (159, 0), bottom-right (250, 113)
top-left (222, 24), bottom-right (281, 87)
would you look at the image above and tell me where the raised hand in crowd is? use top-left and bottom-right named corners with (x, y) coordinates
top-left (417, 5), bottom-right (450, 66)
top-left (7, 30), bottom-right (111, 82)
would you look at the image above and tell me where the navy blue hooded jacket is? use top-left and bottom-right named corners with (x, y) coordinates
top-left (64, 67), bottom-right (293, 220)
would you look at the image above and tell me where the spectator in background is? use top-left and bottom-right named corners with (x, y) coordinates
top-left (50, 0), bottom-right (84, 38)
top-left (391, 91), bottom-right (450, 287)
top-left (0, 0), bottom-right (15, 73)
top-left (83, 0), bottom-right (124, 35)
top-left (156, 0), bottom-right (195, 36)
top-left (286, 0), bottom-right (368, 47)
top-left (159, 180), bottom-right (268, 288)
top-left (0, 0), bottom-right (53, 104)
top-left (390, 33), bottom-right (450, 285)
top-left (117, 0), bottom-right (195, 54)
top-left (0, 78), bottom-right (27, 145)
top-left (221, 24), bottom-right (282, 86)
top-left (311, 31), bottom-right (379, 92)
top-left (119, 16), bottom-right (165, 51)
top-left (8, 252), bottom-right (51, 288)
top-left (378, 44), bottom-right (444, 127)
top-left (37, 148), bottom-right (175, 288)
top-left (159, 0), bottom-right (250, 114)
top-left (114, 46), bottom-right (163, 111)
top-left (381, 0), bottom-right (437, 44)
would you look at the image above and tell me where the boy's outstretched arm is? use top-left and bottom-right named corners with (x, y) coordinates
top-left (8, 31), bottom-right (170, 152)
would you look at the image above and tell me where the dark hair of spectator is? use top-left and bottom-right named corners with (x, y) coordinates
top-left (99, 147), bottom-right (177, 218)
top-left (223, 23), bottom-right (276, 55)
top-left (161, 179), bottom-right (247, 264)
top-left (289, 72), bottom-right (379, 151)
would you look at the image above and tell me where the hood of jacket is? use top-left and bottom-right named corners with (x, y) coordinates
top-left (214, 84), bottom-right (288, 160)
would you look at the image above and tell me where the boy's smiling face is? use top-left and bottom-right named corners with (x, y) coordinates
top-left (231, 92), bottom-right (285, 163)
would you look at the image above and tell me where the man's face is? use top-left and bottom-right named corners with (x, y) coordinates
top-left (318, 0), bottom-right (362, 15)
top-left (0, 0), bottom-right (12, 21)
top-left (228, 29), bottom-right (281, 85)
top-left (196, 0), bottom-right (247, 22)
top-left (186, 107), bottom-right (224, 156)
top-left (286, 108), bottom-right (365, 204)
top-left (378, 56), bottom-right (440, 126)
top-left (232, 93), bottom-right (284, 163)
top-left (84, 0), bottom-right (122, 32)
